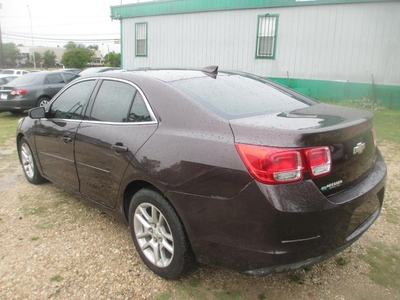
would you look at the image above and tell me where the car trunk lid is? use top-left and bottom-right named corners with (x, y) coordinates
top-left (230, 103), bottom-right (376, 195)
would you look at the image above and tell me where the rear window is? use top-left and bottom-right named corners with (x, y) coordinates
top-left (170, 74), bottom-right (314, 119)
top-left (8, 73), bottom-right (42, 85)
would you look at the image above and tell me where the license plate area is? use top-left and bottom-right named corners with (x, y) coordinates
top-left (1, 93), bottom-right (8, 100)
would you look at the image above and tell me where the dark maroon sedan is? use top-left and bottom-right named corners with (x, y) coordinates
top-left (16, 67), bottom-right (386, 279)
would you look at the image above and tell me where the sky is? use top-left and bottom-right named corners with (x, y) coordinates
top-left (0, 0), bottom-right (147, 55)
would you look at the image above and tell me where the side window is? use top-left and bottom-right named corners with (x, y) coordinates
top-left (135, 22), bottom-right (148, 57)
top-left (63, 73), bottom-right (79, 83)
top-left (256, 14), bottom-right (279, 59)
top-left (46, 73), bottom-right (64, 84)
top-left (128, 92), bottom-right (151, 122)
top-left (90, 80), bottom-right (136, 122)
top-left (49, 80), bottom-right (95, 119)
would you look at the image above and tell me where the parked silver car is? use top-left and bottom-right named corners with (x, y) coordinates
top-left (0, 71), bottom-right (79, 114)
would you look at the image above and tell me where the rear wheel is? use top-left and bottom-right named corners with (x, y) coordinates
top-left (37, 97), bottom-right (50, 108)
top-left (128, 188), bottom-right (195, 279)
top-left (19, 137), bottom-right (46, 184)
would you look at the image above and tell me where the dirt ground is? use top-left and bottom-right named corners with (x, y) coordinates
top-left (0, 138), bottom-right (399, 300)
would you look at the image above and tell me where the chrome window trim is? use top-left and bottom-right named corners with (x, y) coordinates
top-left (90, 76), bottom-right (158, 124)
top-left (48, 76), bottom-right (158, 125)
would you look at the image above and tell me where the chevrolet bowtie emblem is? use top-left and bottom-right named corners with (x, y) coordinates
top-left (353, 142), bottom-right (366, 155)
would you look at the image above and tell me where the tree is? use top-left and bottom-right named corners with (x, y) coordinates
top-left (3, 43), bottom-right (19, 67)
top-left (61, 42), bottom-right (94, 68)
top-left (87, 44), bottom-right (99, 51)
top-left (104, 51), bottom-right (121, 68)
top-left (42, 50), bottom-right (57, 69)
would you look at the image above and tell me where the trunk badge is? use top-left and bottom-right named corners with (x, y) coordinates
top-left (353, 142), bottom-right (366, 155)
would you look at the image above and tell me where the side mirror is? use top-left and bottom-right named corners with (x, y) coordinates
top-left (28, 107), bottom-right (46, 119)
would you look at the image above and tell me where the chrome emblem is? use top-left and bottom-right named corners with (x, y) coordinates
top-left (353, 142), bottom-right (366, 155)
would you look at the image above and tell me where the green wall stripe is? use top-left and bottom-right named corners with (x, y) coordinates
top-left (268, 77), bottom-right (400, 109)
top-left (110, 0), bottom-right (396, 19)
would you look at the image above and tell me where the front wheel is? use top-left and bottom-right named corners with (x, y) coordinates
top-left (19, 137), bottom-right (46, 184)
top-left (129, 188), bottom-right (195, 279)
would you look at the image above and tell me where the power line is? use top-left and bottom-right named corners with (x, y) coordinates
top-left (3, 32), bottom-right (119, 43)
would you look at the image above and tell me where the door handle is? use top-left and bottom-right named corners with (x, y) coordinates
top-left (111, 143), bottom-right (128, 153)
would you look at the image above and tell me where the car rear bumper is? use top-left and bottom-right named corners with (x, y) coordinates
top-left (167, 149), bottom-right (387, 273)
top-left (0, 98), bottom-right (37, 112)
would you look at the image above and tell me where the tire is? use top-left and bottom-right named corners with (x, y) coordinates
top-left (37, 97), bottom-right (50, 108)
top-left (128, 188), bottom-right (195, 279)
top-left (18, 137), bottom-right (46, 184)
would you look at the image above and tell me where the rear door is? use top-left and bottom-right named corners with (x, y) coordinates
top-left (74, 78), bottom-right (158, 208)
top-left (44, 73), bottom-right (67, 97)
top-left (34, 79), bottom-right (96, 192)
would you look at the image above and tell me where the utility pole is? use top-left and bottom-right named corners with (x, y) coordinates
top-left (0, 3), bottom-right (5, 68)
top-left (27, 5), bottom-right (36, 70)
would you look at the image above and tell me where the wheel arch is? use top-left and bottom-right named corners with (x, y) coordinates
top-left (122, 180), bottom-right (192, 245)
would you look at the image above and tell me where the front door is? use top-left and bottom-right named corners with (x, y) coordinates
top-left (34, 79), bottom-right (97, 192)
top-left (74, 79), bottom-right (158, 208)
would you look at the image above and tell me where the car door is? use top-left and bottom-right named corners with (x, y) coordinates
top-left (44, 73), bottom-right (67, 97)
top-left (34, 79), bottom-right (97, 192)
top-left (74, 78), bottom-right (158, 208)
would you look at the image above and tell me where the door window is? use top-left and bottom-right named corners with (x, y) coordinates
top-left (90, 80), bottom-right (150, 123)
top-left (49, 80), bottom-right (95, 119)
top-left (63, 72), bottom-right (80, 83)
top-left (46, 73), bottom-right (64, 84)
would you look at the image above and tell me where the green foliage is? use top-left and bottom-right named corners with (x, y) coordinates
top-left (42, 50), bottom-right (57, 68)
top-left (62, 48), bottom-right (93, 69)
top-left (337, 256), bottom-right (350, 266)
top-left (104, 51), bottom-right (121, 67)
top-left (50, 275), bottom-right (64, 283)
top-left (0, 112), bottom-right (21, 145)
top-left (2, 42), bottom-right (20, 67)
top-left (361, 242), bottom-right (400, 291)
top-left (87, 44), bottom-right (99, 50)
top-left (61, 42), bottom-right (95, 68)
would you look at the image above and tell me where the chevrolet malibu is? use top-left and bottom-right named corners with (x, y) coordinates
top-left (16, 67), bottom-right (386, 279)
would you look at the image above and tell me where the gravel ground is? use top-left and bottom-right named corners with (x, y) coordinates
top-left (0, 138), bottom-right (399, 300)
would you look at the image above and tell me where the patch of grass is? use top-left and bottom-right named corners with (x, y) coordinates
top-left (155, 292), bottom-right (172, 300)
top-left (35, 222), bottom-right (54, 230)
top-left (22, 205), bottom-right (48, 217)
top-left (30, 236), bottom-right (39, 241)
top-left (361, 242), bottom-right (400, 291)
top-left (258, 293), bottom-right (267, 300)
top-left (337, 256), bottom-right (350, 266)
top-left (50, 275), bottom-right (64, 283)
top-left (214, 289), bottom-right (241, 300)
top-left (0, 112), bottom-right (23, 145)
top-left (188, 276), bottom-right (202, 288)
top-left (289, 272), bottom-right (303, 284)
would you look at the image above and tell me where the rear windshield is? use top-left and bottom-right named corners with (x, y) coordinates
top-left (7, 73), bottom-right (42, 85)
top-left (170, 74), bottom-right (314, 119)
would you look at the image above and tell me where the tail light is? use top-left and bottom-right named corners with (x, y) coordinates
top-left (235, 143), bottom-right (331, 184)
top-left (10, 89), bottom-right (27, 96)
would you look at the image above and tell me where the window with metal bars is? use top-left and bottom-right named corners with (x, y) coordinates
top-left (135, 23), bottom-right (148, 57)
top-left (256, 14), bottom-right (278, 59)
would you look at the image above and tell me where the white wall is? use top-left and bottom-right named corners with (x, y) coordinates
top-left (121, 2), bottom-right (400, 85)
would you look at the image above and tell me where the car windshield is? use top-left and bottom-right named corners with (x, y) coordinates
top-left (170, 74), bottom-right (314, 119)
top-left (8, 73), bottom-right (42, 85)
